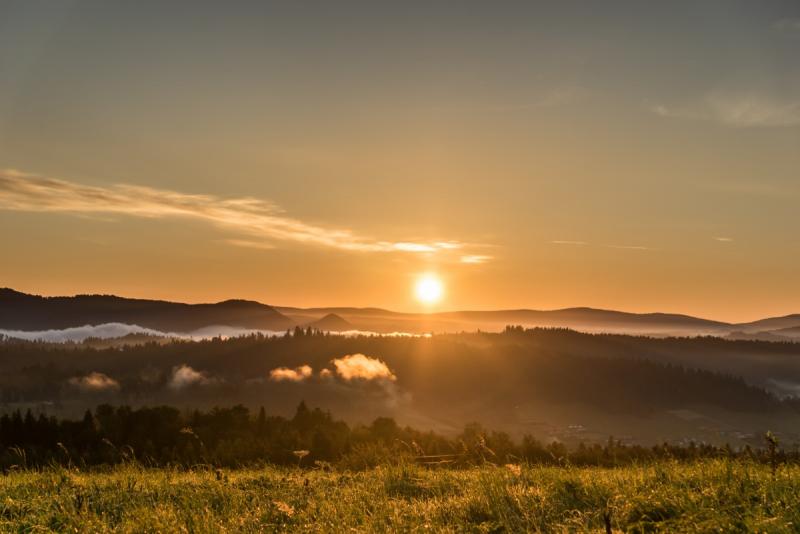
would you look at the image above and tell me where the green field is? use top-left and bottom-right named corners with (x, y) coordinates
top-left (1, 460), bottom-right (798, 533)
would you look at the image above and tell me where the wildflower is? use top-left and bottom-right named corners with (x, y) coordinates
top-left (505, 464), bottom-right (522, 476)
top-left (273, 500), bottom-right (295, 516)
top-left (293, 450), bottom-right (310, 467)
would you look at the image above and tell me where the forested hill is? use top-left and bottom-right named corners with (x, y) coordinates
top-left (0, 288), bottom-right (295, 332)
top-left (2, 328), bottom-right (800, 444)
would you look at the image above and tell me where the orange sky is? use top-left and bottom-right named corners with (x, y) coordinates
top-left (1, 2), bottom-right (799, 322)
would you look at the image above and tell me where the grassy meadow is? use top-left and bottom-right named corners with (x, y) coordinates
top-left (1, 459), bottom-right (798, 532)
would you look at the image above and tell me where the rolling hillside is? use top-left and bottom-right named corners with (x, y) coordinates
top-left (0, 288), bottom-right (295, 333)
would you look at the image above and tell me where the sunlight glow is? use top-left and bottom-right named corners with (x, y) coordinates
top-left (414, 274), bottom-right (444, 305)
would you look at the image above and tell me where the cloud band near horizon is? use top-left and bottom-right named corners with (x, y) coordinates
top-left (0, 169), bottom-right (490, 262)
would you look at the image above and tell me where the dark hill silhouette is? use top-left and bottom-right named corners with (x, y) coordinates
top-left (0, 288), bottom-right (295, 332)
top-left (4, 287), bottom-right (799, 337)
top-left (305, 313), bottom-right (353, 332)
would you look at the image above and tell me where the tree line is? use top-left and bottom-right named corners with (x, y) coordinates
top-left (0, 403), bottom-right (794, 471)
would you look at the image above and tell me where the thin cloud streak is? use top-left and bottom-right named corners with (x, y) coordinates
top-left (706, 93), bottom-right (800, 127)
top-left (551, 240), bottom-right (588, 246)
top-left (774, 18), bottom-right (800, 33)
top-left (605, 244), bottom-right (652, 251)
top-left (460, 254), bottom-right (493, 264)
top-left (652, 92), bottom-right (800, 128)
top-left (0, 170), bottom-right (487, 260)
top-left (225, 239), bottom-right (277, 250)
top-left (550, 240), bottom-right (653, 251)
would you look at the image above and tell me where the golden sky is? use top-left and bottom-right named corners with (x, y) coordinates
top-left (1, 2), bottom-right (799, 321)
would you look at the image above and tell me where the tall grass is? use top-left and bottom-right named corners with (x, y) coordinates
top-left (1, 459), bottom-right (798, 532)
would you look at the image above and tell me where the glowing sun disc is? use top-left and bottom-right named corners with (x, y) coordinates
top-left (415, 274), bottom-right (444, 304)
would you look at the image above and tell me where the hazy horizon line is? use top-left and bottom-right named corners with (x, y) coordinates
top-left (3, 285), bottom-right (795, 325)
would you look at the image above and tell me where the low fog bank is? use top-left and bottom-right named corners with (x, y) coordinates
top-left (0, 323), bottom-right (425, 344)
top-left (0, 323), bottom-right (171, 343)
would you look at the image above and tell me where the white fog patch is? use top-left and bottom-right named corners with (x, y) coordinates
top-left (269, 365), bottom-right (313, 382)
top-left (324, 354), bottom-right (408, 408)
top-left (186, 325), bottom-right (287, 339)
top-left (0, 323), bottom-right (425, 344)
top-left (168, 365), bottom-right (216, 390)
top-left (0, 323), bottom-right (167, 343)
top-left (331, 353), bottom-right (396, 381)
top-left (335, 330), bottom-right (431, 338)
top-left (767, 379), bottom-right (800, 398)
top-left (67, 372), bottom-right (120, 392)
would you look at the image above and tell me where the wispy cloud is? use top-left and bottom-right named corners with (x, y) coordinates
top-left (651, 104), bottom-right (700, 121)
top-left (550, 240), bottom-right (588, 246)
top-left (774, 18), bottom-right (800, 33)
top-left (0, 169), bottom-right (488, 260)
top-left (706, 93), bottom-right (800, 127)
top-left (459, 254), bottom-right (493, 264)
top-left (225, 239), bottom-right (277, 250)
top-left (652, 92), bottom-right (800, 128)
top-left (605, 244), bottom-right (652, 251)
top-left (714, 237), bottom-right (734, 242)
top-left (550, 240), bottom-right (653, 251)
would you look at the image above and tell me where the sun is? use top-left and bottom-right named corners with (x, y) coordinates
top-left (414, 274), bottom-right (444, 305)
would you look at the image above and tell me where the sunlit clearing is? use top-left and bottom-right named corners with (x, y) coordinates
top-left (415, 274), bottom-right (444, 305)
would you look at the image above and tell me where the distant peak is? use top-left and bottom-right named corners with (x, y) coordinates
top-left (307, 313), bottom-right (353, 332)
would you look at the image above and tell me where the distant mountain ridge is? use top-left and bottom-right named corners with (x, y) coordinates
top-left (3, 288), bottom-right (800, 338)
top-left (276, 305), bottom-right (733, 336)
top-left (276, 306), bottom-right (800, 338)
top-left (733, 314), bottom-right (800, 334)
top-left (0, 288), bottom-right (295, 333)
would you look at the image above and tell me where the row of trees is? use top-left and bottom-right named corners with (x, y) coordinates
top-left (0, 403), bottom-right (793, 470)
top-left (1, 326), bottom-right (795, 415)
